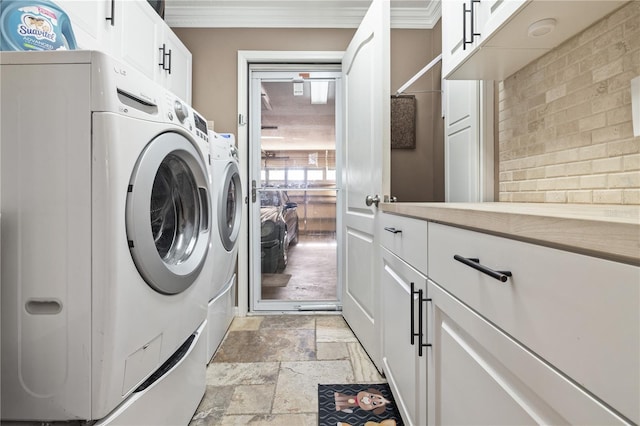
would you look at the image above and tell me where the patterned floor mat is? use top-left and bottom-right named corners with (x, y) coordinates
top-left (317, 383), bottom-right (404, 426)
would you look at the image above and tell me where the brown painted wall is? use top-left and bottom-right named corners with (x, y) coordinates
top-left (173, 25), bottom-right (444, 201)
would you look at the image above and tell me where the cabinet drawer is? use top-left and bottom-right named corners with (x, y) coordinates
top-left (428, 222), bottom-right (640, 424)
top-left (429, 280), bottom-right (629, 425)
top-left (379, 213), bottom-right (428, 275)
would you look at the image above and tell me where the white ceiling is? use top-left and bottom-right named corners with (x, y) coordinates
top-left (164, 0), bottom-right (441, 29)
top-left (260, 80), bottom-right (337, 151)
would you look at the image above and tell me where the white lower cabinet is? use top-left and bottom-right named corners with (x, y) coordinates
top-left (379, 212), bottom-right (429, 425)
top-left (378, 213), bottom-right (638, 426)
top-left (381, 247), bottom-right (428, 426)
top-left (427, 222), bottom-right (639, 425)
top-left (428, 280), bottom-right (629, 425)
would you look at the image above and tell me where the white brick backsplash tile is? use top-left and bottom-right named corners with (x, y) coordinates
top-left (498, 2), bottom-right (639, 205)
top-left (593, 58), bottom-right (625, 83)
top-left (592, 124), bottom-right (625, 144)
top-left (545, 191), bottom-right (568, 203)
top-left (545, 164), bottom-right (567, 177)
top-left (526, 167), bottom-right (546, 180)
top-left (537, 176), bottom-right (581, 191)
top-left (592, 156), bottom-right (624, 173)
top-left (545, 84), bottom-right (567, 103)
top-left (608, 137), bottom-right (640, 157)
top-left (578, 113), bottom-right (606, 132)
top-left (567, 190), bottom-right (594, 204)
top-left (607, 105), bottom-right (633, 126)
top-left (591, 90), bottom-right (625, 114)
top-left (578, 144), bottom-right (608, 161)
top-left (511, 192), bottom-right (546, 203)
top-left (623, 188), bottom-right (640, 204)
top-left (593, 189), bottom-right (624, 204)
top-left (519, 180), bottom-right (538, 192)
top-left (580, 174), bottom-right (609, 189)
top-left (609, 171), bottom-right (640, 188)
top-left (623, 153), bottom-right (640, 171)
top-left (566, 161), bottom-right (593, 176)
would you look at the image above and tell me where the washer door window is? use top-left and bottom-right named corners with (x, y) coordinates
top-left (127, 132), bottom-right (211, 295)
top-left (218, 161), bottom-right (242, 251)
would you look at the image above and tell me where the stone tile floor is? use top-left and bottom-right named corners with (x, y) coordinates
top-left (190, 315), bottom-right (385, 425)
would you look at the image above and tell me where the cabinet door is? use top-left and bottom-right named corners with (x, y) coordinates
top-left (442, 0), bottom-right (485, 78)
top-left (479, 0), bottom-right (527, 38)
top-left (117, 0), bottom-right (160, 81)
top-left (160, 28), bottom-right (193, 103)
top-left (428, 280), bottom-right (628, 426)
top-left (442, 0), bottom-right (466, 78)
top-left (54, 0), bottom-right (114, 51)
top-left (442, 0), bottom-right (463, 78)
top-left (381, 247), bottom-right (427, 426)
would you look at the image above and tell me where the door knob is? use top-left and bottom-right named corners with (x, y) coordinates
top-left (365, 194), bottom-right (380, 207)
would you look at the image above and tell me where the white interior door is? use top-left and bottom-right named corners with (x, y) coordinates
top-left (444, 79), bottom-right (494, 202)
top-left (444, 80), bottom-right (480, 202)
top-left (341, 0), bottom-right (390, 371)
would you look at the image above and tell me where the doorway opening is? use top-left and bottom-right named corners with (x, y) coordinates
top-left (249, 65), bottom-right (343, 312)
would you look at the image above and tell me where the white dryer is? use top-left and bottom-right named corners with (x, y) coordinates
top-left (1, 50), bottom-right (211, 424)
top-left (207, 131), bottom-right (242, 362)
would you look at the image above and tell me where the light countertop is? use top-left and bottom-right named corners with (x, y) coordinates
top-left (380, 202), bottom-right (640, 265)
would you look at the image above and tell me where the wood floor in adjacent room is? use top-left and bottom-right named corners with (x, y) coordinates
top-left (190, 315), bottom-right (384, 425)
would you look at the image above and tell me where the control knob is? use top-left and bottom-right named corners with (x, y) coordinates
top-left (174, 100), bottom-right (188, 123)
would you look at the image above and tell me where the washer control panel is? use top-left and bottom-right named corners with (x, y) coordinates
top-left (192, 111), bottom-right (209, 141)
top-left (163, 92), bottom-right (209, 144)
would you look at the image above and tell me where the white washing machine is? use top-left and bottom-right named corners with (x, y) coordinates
top-left (0, 50), bottom-right (211, 424)
top-left (207, 131), bottom-right (242, 362)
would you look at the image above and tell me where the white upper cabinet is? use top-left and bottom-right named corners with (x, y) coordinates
top-left (54, 1), bottom-right (192, 102)
top-left (443, 0), bottom-right (628, 80)
top-left (54, 0), bottom-right (115, 52)
top-left (117, 0), bottom-right (160, 81)
top-left (157, 28), bottom-right (192, 104)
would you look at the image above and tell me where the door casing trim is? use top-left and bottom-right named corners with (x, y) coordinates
top-left (236, 50), bottom-right (344, 316)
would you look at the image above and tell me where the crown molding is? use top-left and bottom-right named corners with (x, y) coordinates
top-left (164, 1), bottom-right (441, 29)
